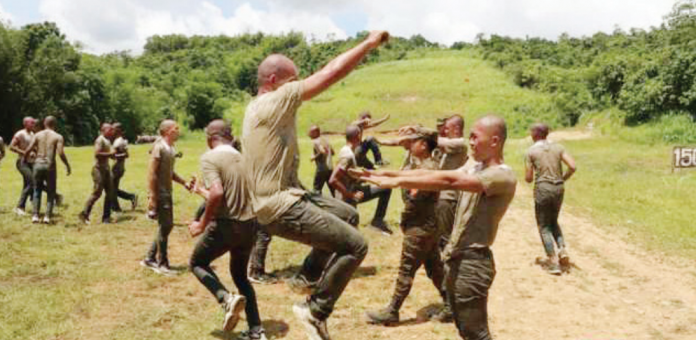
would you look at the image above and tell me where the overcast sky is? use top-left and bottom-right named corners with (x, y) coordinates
top-left (0, 0), bottom-right (679, 54)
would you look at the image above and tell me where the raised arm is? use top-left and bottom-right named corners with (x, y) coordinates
top-left (561, 151), bottom-right (577, 181)
top-left (365, 113), bottom-right (390, 129)
top-left (301, 31), bottom-right (388, 101)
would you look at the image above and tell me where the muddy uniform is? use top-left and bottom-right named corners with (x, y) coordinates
top-left (242, 81), bottom-right (363, 320)
top-left (335, 144), bottom-right (392, 224)
top-left (443, 163), bottom-right (516, 340)
top-left (145, 139), bottom-right (178, 267)
top-left (435, 137), bottom-right (469, 250)
top-left (388, 157), bottom-right (448, 312)
top-left (189, 144), bottom-right (263, 333)
top-left (31, 130), bottom-right (64, 218)
top-left (81, 135), bottom-right (115, 222)
top-left (311, 137), bottom-right (334, 196)
top-left (525, 140), bottom-right (567, 258)
top-left (111, 136), bottom-right (136, 211)
top-left (12, 129), bottom-right (35, 210)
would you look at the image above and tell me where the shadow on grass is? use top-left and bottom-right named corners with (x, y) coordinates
top-left (210, 319), bottom-right (289, 339)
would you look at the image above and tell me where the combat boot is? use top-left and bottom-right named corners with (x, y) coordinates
top-left (366, 306), bottom-right (399, 325)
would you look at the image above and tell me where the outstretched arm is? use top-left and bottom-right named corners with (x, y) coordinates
top-left (561, 151), bottom-right (577, 181)
top-left (364, 113), bottom-right (390, 129)
top-left (301, 31), bottom-right (389, 101)
top-left (362, 169), bottom-right (485, 193)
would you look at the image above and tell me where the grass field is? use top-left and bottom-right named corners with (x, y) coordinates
top-left (1, 51), bottom-right (695, 339)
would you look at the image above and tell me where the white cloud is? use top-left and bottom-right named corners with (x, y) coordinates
top-left (35, 0), bottom-right (679, 54)
top-left (38, 0), bottom-right (347, 54)
top-left (0, 3), bottom-right (14, 24)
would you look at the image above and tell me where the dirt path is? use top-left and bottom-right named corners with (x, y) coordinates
top-left (488, 185), bottom-right (696, 340)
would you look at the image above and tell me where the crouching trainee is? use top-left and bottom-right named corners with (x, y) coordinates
top-left (188, 120), bottom-right (267, 340)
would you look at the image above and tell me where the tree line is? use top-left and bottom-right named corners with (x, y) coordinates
top-left (0, 22), bottom-right (437, 145)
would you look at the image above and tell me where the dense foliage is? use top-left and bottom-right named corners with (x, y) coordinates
top-left (468, 0), bottom-right (696, 130)
top-left (0, 22), bottom-right (437, 144)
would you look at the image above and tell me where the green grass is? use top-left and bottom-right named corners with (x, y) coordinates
top-left (1, 50), bottom-right (695, 339)
top-left (506, 134), bottom-right (696, 258)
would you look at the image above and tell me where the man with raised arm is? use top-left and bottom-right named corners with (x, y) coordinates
top-left (188, 120), bottom-right (267, 340)
top-left (360, 115), bottom-right (517, 340)
top-left (329, 125), bottom-right (393, 235)
top-left (308, 125), bottom-right (335, 197)
top-left (111, 122), bottom-right (138, 212)
top-left (24, 116), bottom-right (71, 224)
top-left (525, 123), bottom-right (576, 275)
top-left (79, 123), bottom-right (117, 224)
top-left (241, 31), bottom-right (389, 340)
top-left (10, 117), bottom-right (37, 216)
top-left (352, 111), bottom-right (390, 168)
top-left (140, 119), bottom-right (192, 275)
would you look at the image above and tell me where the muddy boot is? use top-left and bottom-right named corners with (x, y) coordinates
top-left (366, 306), bottom-right (399, 325)
top-left (558, 249), bottom-right (571, 267)
top-left (431, 303), bottom-right (453, 323)
top-left (545, 255), bottom-right (562, 275)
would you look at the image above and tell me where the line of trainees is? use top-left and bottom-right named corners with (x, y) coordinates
top-left (0, 31), bottom-right (578, 340)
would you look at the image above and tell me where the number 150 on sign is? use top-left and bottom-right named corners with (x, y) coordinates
top-left (674, 147), bottom-right (696, 168)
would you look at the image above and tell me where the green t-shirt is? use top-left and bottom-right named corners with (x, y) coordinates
top-left (400, 157), bottom-right (439, 228)
top-left (151, 139), bottom-right (176, 196)
top-left (200, 144), bottom-right (254, 221)
top-left (525, 140), bottom-right (566, 185)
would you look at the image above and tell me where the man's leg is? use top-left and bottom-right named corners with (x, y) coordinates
top-left (229, 221), bottom-right (263, 333)
top-left (367, 228), bottom-right (424, 324)
top-left (248, 226), bottom-right (273, 280)
top-left (267, 198), bottom-right (368, 320)
top-left (355, 141), bottom-right (375, 170)
top-left (294, 194), bottom-right (360, 284)
top-left (80, 167), bottom-right (104, 221)
top-left (45, 169), bottom-right (57, 219)
top-left (312, 168), bottom-right (324, 195)
top-left (364, 136), bottom-right (384, 165)
top-left (359, 185), bottom-right (392, 228)
top-left (31, 165), bottom-right (47, 218)
top-left (16, 160), bottom-right (33, 211)
top-left (446, 252), bottom-right (496, 340)
top-left (155, 196), bottom-right (175, 268)
top-left (101, 168), bottom-right (114, 222)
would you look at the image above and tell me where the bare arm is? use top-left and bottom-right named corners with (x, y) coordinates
top-left (10, 135), bottom-right (26, 156)
top-left (329, 167), bottom-right (356, 200)
top-left (561, 151), bottom-right (577, 181)
top-left (188, 181), bottom-right (222, 237)
top-left (364, 113), bottom-right (390, 129)
top-left (23, 138), bottom-right (37, 161)
top-left (362, 170), bottom-right (485, 193)
top-left (301, 31), bottom-right (388, 101)
top-left (525, 161), bottom-right (534, 183)
top-left (57, 137), bottom-right (71, 176)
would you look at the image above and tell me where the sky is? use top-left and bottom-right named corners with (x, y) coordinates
top-left (0, 0), bottom-right (679, 54)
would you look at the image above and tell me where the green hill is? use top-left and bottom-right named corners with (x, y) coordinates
top-left (270, 50), bottom-right (562, 136)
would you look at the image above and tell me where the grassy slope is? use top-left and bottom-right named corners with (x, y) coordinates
top-left (1, 50), bottom-right (694, 339)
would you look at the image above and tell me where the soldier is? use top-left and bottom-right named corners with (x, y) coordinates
top-left (111, 123), bottom-right (138, 212)
top-left (24, 116), bottom-right (72, 224)
top-left (188, 120), bottom-right (267, 339)
top-left (365, 127), bottom-right (450, 325)
top-left (241, 31), bottom-right (388, 340)
top-left (329, 125), bottom-right (393, 235)
top-left (9, 117), bottom-right (37, 216)
top-left (361, 115), bottom-right (517, 340)
top-left (525, 123), bottom-right (576, 275)
top-left (309, 125), bottom-right (335, 197)
top-left (140, 120), bottom-right (192, 275)
top-left (435, 115), bottom-right (469, 251)
top-left (79, 123), bottom-right (117, 224)
top-left (352, 111), bottom-right (390, 169)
